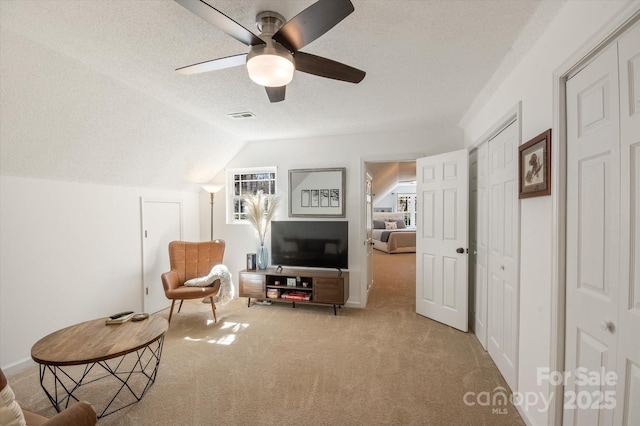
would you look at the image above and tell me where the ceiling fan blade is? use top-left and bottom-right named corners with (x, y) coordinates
top-left (174, 0), bottom-right (265, 47)
top-left (294, 51), bottom-right (365, 84)
top-left (176, 53), bottom-right (247, 75)
top-left (265, 86), bottom-right (286, 103)
top-left (272, 0), bottom-right (354, 52)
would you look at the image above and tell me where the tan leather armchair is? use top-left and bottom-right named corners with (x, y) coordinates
top-left (0, 368), bottom-right (97, 426)
top-left (161, 240), bottom-right (226, 324)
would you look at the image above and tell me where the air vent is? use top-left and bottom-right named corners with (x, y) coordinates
top-left (226, 111), bottom-right (256, 119)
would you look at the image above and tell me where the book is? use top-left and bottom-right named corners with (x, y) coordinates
top-left (105, 312), bottom-right (135, 325)
top-left (281, 291), bottom-right (311, 301)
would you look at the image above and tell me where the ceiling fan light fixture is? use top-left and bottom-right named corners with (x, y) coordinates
top-left (174, 1), bottom-right (364, 102)
top-left (246, 44), bottom-right (294, 87)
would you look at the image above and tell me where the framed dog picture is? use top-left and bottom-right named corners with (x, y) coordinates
top-left (519, 129), bottom-right (551, 198)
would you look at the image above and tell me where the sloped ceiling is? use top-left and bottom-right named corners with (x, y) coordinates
top-left (367, 161), bottom-right (416, 203)
top-left (0, 0), bottom-right (558, 189)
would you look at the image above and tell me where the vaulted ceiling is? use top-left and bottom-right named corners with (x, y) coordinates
top-left (0, 0), bottom-right (559, 189)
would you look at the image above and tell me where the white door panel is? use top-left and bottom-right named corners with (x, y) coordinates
top-left (566, 42), bottom-right (620, 426)
top-left (365, 173), bottom-right (373, 296)
top-left (469, 150), bottom-right (478, 333)
top-left (471, 143), bottom-right (489, 349)
top-left (142, 199), bottom-right (182, 314)
top-left (487, 121), bottom-right (519, 391)
top-left (616, 23), bottom-right (640, 426)
top-left (416, 149), bottom-right (468, 332)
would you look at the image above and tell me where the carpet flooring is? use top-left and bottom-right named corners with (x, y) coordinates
top-left (8, 251), bottom-right (525, 425)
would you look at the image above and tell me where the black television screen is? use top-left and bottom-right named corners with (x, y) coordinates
top-left (270, 221), bottom-right (348, 269)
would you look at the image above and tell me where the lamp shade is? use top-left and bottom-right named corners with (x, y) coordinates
top-left (247, 54), bottom-right (294, 87)
top-left (201, 183), bottom-right (224, 194)
top-left (246, 43), bottom-right (295, 88)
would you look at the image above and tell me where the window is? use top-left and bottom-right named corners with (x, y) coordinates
top-left (396, 193), bottom-right (416, 227)
top-left (227, 167), bottom-right (277, 223)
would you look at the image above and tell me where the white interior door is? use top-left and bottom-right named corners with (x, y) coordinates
top-left (365, 172), bottom-right (374, 295)
top-left (469, 151), bottom-right (478, 334)
top-left (470, 143), bottom-right (489, 349)
top-left (142, 199), bottom-right (182, 314)
top-left (565, 42), bottom-right (620, 426)
top-left (416, 149), bottom-right (468, 332)
top-left (615, 23), bottom-right (640, 426)
top-left (487, 121), bottom-right (519, 391)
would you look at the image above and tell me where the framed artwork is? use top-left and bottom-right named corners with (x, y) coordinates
top-left (519, 129), bottom-right (551, 198)
top-left (289, 168), bottom-right (346, 217)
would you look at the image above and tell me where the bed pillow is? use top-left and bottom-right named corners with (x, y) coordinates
top-left (385, 221), bottom-right (398, 229)
top-left (373, 220), bottom-right (386, 229)
top-left (395, 220), bottom-right (406, 229)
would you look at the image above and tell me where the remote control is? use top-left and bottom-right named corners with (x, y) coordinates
top-left (131, 313), bottom-right (149, 322)
top-left (109, 311), bottom-right (134, 320)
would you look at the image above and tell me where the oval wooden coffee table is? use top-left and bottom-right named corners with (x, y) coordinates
top-left (31, 315), bottom-right (168, 418)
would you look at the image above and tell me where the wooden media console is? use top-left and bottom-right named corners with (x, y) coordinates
top-left (239, 267), bottom-right (349, 315)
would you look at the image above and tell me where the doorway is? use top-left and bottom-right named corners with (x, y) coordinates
top-left (365, 152), bottom-right (469, 334)
top-left (364, 160), bottom-right (417, 306)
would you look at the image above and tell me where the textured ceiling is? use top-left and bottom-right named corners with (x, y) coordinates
top-left (0, 0), bottom-right (551, 145)
top-left (0, 0), bottom-right (561, 190)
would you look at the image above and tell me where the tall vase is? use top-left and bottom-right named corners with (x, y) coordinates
top-left (257, 245), bottom-right (268, 270)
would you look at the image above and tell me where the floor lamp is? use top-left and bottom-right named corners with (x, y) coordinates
top-left (201, 183), bottom-right (224, 304)
top-left (201, 183), bottom-right (224, 240)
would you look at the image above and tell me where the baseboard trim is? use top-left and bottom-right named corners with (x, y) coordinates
top-left (515, 403), bottom-right (534, 426)
top-left (2, 358), bottom-right (36, 375)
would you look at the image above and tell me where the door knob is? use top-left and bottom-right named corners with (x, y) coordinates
top-left (601, 321), bottom-right (614, 332)
top-left (456, 247), bottom-right (464, 254)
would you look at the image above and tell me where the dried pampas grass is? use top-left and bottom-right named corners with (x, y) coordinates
top-left (243, 191), bottom-right (279, 245)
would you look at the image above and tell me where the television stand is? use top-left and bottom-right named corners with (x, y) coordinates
top-left (276, 264), bottom-right (343, 277)
top-left (239, 268), bottom-right (349, 315)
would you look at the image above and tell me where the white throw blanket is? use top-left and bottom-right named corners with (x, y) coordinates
top-left (183, 264), bottom-right (234, 304)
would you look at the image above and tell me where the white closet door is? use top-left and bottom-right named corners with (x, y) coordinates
top-left (469, 150), bottom-right (478, 333)
top-left (142, 199), bottom-right (182, 314)
top-left (565, 43), bottom-right (620, 426)
top-left (470, 143), bottom-right (489, 349)
top-left (616, 23), bottom-right (640, 426)
top-left (487, 120), bottom-right (519, 391)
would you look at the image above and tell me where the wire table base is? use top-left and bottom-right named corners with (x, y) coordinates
top-left (38, 335), bottom-right (164, 418)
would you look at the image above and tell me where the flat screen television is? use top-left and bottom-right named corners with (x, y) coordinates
top-left (270, 221), bottom-right (348, 269)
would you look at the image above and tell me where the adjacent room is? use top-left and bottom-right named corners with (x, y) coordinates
top-left (1, 1), bottom-right (638, 425)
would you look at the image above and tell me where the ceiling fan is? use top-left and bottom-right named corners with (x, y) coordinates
top-left (174, 0), bottom-right (366, 103)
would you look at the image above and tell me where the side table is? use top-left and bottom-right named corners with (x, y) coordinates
top-left (31, 315), bottom-right (168, 418)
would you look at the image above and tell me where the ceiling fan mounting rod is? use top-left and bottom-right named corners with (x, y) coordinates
top-left (256, 11), bottom-right (285, 36)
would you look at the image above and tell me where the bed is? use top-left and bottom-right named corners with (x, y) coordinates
top-left (371, 212), bottom-right (416, 254)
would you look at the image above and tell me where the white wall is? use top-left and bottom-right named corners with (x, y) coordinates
top-left (0, 176), bottom-right (200, 369)
top-left (0, 26), bottom-right (240, 369)
top-left (203, 130), bottom-right (460, 307)
top-left (0, 29), bottom-right (244, 191)
top-left (460, 1), bottom-right (633, 425)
